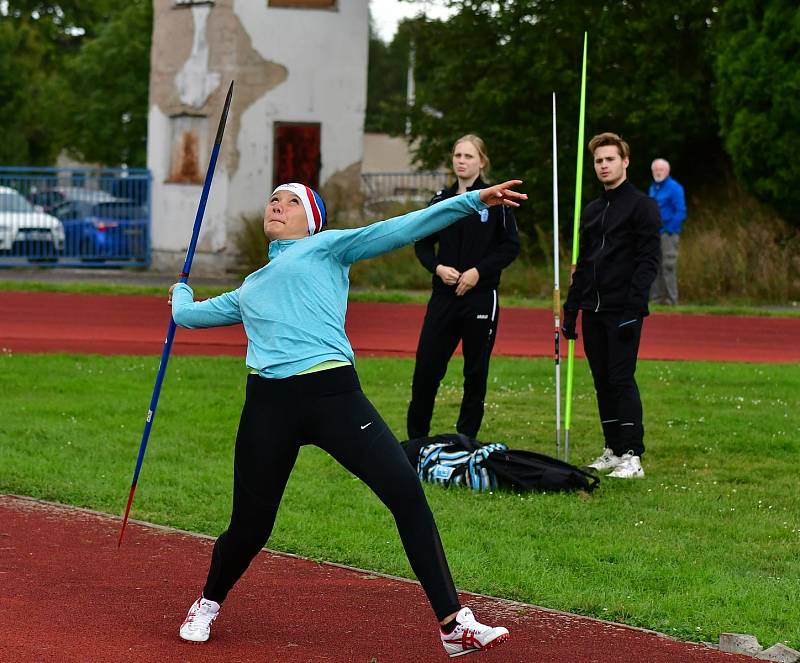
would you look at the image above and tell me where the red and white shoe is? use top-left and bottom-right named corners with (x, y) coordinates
top-left (179, 596), bottom-right (220, 643)
top-left (440, 607), bottom-right (509, 657)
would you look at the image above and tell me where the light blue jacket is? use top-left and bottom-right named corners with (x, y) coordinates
top-left (172, 190), bottom-right (487, 378)
top-left (648, 176), bottom-right (686, 235)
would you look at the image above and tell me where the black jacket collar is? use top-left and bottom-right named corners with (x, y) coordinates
top-left (602, 179), bottom-right (633, 202)
top-left (445, 177), bottom-right (487, 195)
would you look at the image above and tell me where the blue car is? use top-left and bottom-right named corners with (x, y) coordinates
top-left (28, 186), bottom-right (117, 215)
top-left (51, 198), bottom-right (149, 260)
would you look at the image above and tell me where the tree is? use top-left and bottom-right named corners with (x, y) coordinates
top-left (0, 17), bottom-right (61, 164)
top-left (1, 1), bottom-right (113, 42)
top-left (60, 0), bottom-right (152, 167)
top-left (397, 1), bottom-right (724, 246)
top-left (365, 14), bottom-right (414, 135)
top-left (715, 1), bottom-right (800, 226)
top-left (0, 0), bottom-right (146, 167)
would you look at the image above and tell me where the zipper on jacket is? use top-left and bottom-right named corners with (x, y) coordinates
top-left (593, 201), bottom-right (609, 312)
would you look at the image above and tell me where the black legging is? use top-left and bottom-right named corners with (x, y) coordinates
top-left (202, 366), bottom-right (461, 621)
top-left (581, 310), bottom-right (645, 457)
top-left (407, 289), bottom-right (499, 439)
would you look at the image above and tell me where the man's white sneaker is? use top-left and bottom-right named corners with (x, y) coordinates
top-left (607, 452), bottom-right (644, 479)
top-left (586, 448), bottom-right (622, 472)
top-left (440, 607), bottom-right (509, 658)
top-left (179, 596), bottom-right (220, 643)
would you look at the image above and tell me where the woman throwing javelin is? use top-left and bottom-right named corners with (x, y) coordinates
top-left (170, 179), bottom-right (525, 657)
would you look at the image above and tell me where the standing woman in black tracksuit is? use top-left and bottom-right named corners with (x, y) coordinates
top-left (562, 132), bottom-right (661, 480)
top-left (407, 134), bottom-right (520, 440)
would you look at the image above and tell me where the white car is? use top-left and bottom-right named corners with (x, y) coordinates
top-left (0, 186), bottom-right (65, 255)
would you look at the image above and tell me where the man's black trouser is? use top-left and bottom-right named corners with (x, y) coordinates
top-left (581, 310), bottom-right (646, 457)
top-left (407, 289), bottom-right (499, 440)
top-left (202, 366), bottom-right (460, 621)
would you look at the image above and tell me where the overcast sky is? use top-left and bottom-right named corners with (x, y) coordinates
top-left (369, 0), bottom-right (454, 42)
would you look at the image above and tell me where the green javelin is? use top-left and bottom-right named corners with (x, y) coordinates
top-left (564, 32), bottom-right (588, 462)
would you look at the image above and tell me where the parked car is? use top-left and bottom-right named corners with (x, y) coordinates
top-left (0, 186), bottom-right (65, 257)
top-left (28, 186), bottom-right (117, 215)
top-left (51, 198), bottom-right (148, 259)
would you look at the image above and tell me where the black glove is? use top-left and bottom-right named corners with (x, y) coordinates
top-left (617, 311), bottom-right (640, 341)
top-left (561, 310), bottom-right (579, 341)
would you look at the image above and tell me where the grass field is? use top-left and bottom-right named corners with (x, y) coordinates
top-left (1, 278), bottom-right (799, 317)
top-left (1, 351), bottom-right (798, 649)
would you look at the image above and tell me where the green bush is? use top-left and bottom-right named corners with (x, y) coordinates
top-left (679, 187), bottom-right (800, 304)
top-left (231, 213), bottom-right (268, 277)
top-left (714, 1), bottom-right (800, 225)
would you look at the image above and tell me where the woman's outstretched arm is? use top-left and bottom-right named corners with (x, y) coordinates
top-left (330, 181), bottom-right (525, 265)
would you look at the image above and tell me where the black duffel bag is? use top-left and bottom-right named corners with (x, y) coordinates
top-left (402, 433), bottom-right (599, 494)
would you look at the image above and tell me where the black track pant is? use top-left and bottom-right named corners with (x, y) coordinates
top-left (202, 366), bottom-right (460, 621)
top-left (407, 290), bottom-right (499, 439)
top-left (581, 310), bottom-right (645, 457)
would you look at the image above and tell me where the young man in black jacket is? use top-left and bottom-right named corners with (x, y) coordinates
top-left (407, 135), bottom-right (520, 440)
top-left (562, 132), bottom-right (661, 479)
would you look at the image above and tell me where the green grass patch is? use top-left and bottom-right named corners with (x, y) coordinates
top-left (0, 278), bottom-right (232, 300)
top-left (1, 278), bottom-right (799, 317)
top-left (1, 352), bottom-right (798, 647)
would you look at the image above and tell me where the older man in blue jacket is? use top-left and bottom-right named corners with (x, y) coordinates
top-left (649, 159), bottom-right (687, 305)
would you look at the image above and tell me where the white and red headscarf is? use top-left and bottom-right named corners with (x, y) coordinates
top-left (270, 183), bottom-right (327, 236)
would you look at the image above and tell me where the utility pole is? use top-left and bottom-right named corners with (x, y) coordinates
top-left (405, 39), bottom-right (416, 136)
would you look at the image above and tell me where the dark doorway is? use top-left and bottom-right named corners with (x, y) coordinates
top-left (273, 123), bottom-right (321, 190)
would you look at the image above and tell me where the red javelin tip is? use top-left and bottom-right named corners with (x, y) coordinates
top-left (118, 482), bottom-right (138, 547)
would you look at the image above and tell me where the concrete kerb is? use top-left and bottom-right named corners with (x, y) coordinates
top-left (715, 634), bottom-right (800, 662)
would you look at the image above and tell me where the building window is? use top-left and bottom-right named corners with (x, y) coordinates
top-left (167, 115), bottom-right (207, 185)
top-left (273, 123), bottom-right (321, 190)
top-left (268, 0), bottom-right (336, 8)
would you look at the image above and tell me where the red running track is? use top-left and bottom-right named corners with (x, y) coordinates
top-left (0, 495), bottom-right (757, 663)
top-left (2, 291), bottom-right (799, 363)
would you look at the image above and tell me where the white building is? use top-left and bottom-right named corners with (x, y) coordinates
top-left (147, 0), bottom-right (368, 275)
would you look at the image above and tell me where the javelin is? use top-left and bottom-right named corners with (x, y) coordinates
top-left (564, 33), bottom-right (588, 463)
top-left (551, 92), bottom-right (561, 460)
top-left (118, 80), bottom-right (234, 546)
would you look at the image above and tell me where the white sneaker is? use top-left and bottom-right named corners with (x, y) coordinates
top-left (440, 607), bottom-right (509, 658)
top-left (586, 448), bottom-right (622, 472)
top-left (608, 451), bottom-right (644, 479)
top-left (179, 596), bottom-right (220, 643)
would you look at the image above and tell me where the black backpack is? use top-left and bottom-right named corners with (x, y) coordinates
top-left (402, 433), bottom-right (599, 494)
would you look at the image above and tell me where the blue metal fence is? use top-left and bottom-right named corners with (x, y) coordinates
top-left (0, 166), bottom-right (151, 267)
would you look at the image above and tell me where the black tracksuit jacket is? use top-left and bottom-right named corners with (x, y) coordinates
top-left (565, 180), bottom-right (661, 317)
top-left (414, 178), bottom-right (520, 294)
